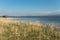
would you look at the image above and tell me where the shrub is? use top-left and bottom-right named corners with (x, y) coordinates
top-left (0, 20), bottom-right (60, 40)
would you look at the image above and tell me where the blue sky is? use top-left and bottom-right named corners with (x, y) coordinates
top-left (0, 0), bottom-right (59, 16)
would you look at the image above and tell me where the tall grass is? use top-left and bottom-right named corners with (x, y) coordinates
top-left (0, 20), bottom-right (60, 40)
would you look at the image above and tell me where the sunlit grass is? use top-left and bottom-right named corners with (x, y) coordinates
top-left (0, 18), bottom-right (60, 40)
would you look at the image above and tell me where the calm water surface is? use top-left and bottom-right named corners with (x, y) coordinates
top-left (11, 16), bottom-right (60, 25)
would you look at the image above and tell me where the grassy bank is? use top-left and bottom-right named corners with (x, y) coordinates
top-left (0, 18), bottom-right (60, 40)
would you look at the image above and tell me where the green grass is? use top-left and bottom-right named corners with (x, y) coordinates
top-left (0, 21), bottom-right (60, 40)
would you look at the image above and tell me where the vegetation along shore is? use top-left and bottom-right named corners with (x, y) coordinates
top-left (0, 18), bottom-right (60, 40)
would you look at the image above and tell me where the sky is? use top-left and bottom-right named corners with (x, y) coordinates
top-left (0, 0), bottom-right (60, 16)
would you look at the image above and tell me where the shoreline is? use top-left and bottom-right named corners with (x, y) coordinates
top-left (0, 18), bottom-right (60, 25)
top-left (0, 18), bottom-right (60, 27)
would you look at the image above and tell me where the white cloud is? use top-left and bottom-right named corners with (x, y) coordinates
top-left (28, 10), bottom-right (60, 16)
top-left (0, 10), bottom-right (60, 16)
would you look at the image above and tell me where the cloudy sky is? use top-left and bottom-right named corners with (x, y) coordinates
top-left (0, 0), bottom-right (60, 16)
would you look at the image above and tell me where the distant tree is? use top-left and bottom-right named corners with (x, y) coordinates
top-left (2, 15), bottom-right (7, 18)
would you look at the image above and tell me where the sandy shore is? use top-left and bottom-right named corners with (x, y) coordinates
top-left (0, 18), bottom-right (19, 23)
top-left (0, 18), bottom-right (41, 24)
top-left (0, 18), bottom-right (59, 27)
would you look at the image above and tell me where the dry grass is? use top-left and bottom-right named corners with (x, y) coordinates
top-left (0, 18), bottom-right (60, 40)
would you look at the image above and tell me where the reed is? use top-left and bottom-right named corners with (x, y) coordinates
top-left (0, 18), bottom-right (60, 40)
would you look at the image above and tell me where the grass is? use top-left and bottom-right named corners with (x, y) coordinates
top-left (0, 18), bottom-right (60, 40)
